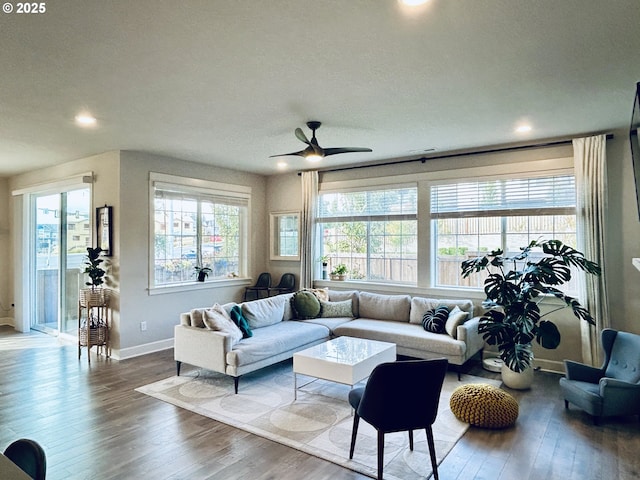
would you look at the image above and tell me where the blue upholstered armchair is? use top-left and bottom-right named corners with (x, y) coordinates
top-left (559, 328), bottom-right (640, 423)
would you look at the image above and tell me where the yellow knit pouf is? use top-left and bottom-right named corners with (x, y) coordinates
top-left (450, 384), bottom-right (519, 429)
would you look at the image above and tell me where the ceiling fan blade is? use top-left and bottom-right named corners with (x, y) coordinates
top-left (295, 128), bottom-right (311, 145)
top-left (269, 150), bottom-right (306, 158)
top-left (322, 147), bottom-right (373, 157)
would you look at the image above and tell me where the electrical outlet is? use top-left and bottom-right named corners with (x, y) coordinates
top-left (140, 321), bottom-right (147, 331)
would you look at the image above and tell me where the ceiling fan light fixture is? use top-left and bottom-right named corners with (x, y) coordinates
top-left (305, 153), bottom-right (324, 162)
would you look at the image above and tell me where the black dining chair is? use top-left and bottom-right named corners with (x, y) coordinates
top-left (4, 438), bottom-right (47, 480)
top-left (243, 272), bottom-right (272, 301)
top-left (268, 273), bottom-right (296, 296)
top-left (349, 358), bottom-right (448, 480)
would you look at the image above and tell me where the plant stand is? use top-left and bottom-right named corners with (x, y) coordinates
top-left (78, 289), bottom-right (110, 363)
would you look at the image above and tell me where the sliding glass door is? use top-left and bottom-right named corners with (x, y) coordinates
top-left (32, 188), bottom-right (91, 335)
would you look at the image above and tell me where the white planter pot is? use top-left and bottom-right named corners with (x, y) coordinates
top-left (501, 363), bottom-right (534, 390)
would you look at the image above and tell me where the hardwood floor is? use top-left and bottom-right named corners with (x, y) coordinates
top-left (1, 326), bottom-right (638, 480)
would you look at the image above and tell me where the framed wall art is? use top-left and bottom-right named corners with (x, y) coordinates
top-left (96, 205), bottom-right (113, 256)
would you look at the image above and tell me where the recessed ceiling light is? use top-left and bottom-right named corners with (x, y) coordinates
top-left (277, 160), bottom-right (288, 169)
top-left (401, 0), bottom-right (430, 5)
top-left (515, 125), bottom-right (532, 133)
top-left (75, 114), bottom-right (97, 127)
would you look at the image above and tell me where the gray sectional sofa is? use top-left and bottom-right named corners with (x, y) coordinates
top-left (174, 289), bottom-right (485, 392)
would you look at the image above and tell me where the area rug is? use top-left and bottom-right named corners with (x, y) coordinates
top-left (136, 361), bottom-right (500, 480)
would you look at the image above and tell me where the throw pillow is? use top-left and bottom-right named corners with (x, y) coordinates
top-left (445, 306), bottom-right (470, 339)
top-left (189, 308), bottom-right (207, 328)
top-left (319, 299), bottom-right (354, 318)
top-left (230, 305), bottom-right (253, 338)
top-left (291, 290), bottom-right (321, 319)
top-left (303, 287), bottom-right (329, 302)
top-left (422, 306), bottom-right (450, 333)
top-left (203, 308), bottom-right (243, 345)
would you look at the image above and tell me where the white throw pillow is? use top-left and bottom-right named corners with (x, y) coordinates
top-left (203, 306), bottom-right (243, 345)
top-left (445, 306), bottom-right (469, 339)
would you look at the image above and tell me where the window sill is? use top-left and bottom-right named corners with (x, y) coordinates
top-left (148, 277), bottom-right (250, 296)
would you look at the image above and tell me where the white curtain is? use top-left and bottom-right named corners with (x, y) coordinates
top-left (573, 135), bottom-right (610, 366)
top-left (299, 171), bottom-right (318, 289)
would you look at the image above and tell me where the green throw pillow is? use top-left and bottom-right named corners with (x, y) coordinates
top-left (291, 291), bottom-right (321, 319)
top-left (230, 305), bottom-right (253, 338)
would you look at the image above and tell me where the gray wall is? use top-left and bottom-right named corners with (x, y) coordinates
top-left (0, 178), bottom-right (10, 324)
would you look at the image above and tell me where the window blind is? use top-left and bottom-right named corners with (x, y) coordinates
top-left (430, 175), bottom-right (575, 218)
top-left (318, 187), bottom-right (417, 221)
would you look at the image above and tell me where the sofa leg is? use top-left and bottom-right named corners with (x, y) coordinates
top-left (234, 377), bottom-right (240, 394)
top-left (564, 400), bottom-right (569, 409)
top-left (176, 361), bottom-right (182, 376)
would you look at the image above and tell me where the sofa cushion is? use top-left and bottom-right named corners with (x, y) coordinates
top-left (333, 319), bottom-right (466, 357)
top-left (409, 297), bottom-right (474, 325)
top-left (226, 321), bottom-right (330, 367)
top-left (203, 306), bottom-right (243, 345)
top-left (320, 299), bottom-right (354, 318)
top-left (280, 293), bottom-right (296, 321)
top-left (291, 290), bottom-right (322, 319)
top-left (242, 295), bottom-right (286, 329)
top-left (445, 306), bottom-right (470, 339)
top-left (230, 305), bottom-right (253, 338)
top-left (422, 306), bottom-right (449, 333)
top-left (359, 292), bottom-right (410, 322)
top-left (328, 290), bottom-right (359, 317)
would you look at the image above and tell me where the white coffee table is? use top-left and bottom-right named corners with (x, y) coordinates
top-left (293, 336), bottom-right (396, 400)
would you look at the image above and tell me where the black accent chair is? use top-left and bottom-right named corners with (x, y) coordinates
top-left (559, 328), bottom-right (640, 424)
top-left (268, 273), bottom-right (296, 296)
top-left (243, 272), bottom-right (271, 301)
top-left (4, 438), bottom-right (47, 480)
top-left (349, 358), bottom-right (448, 480)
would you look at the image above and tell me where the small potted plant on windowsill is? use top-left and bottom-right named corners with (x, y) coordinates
top-left (195, 266), bottom-right (212, 282)
top-left (330, 263), bottom-right (348, 281)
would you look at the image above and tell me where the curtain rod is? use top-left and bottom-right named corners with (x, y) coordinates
top-left (302, 133), bottom-right (614, 175)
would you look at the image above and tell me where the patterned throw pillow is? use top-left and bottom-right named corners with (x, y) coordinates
top-left (422, 306), bottom-right (450, 333)
top-left (319, 299), bottom-right (354, 318)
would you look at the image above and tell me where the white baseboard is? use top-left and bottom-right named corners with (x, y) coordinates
top-left (114, 338), bottom-right (174, 360)
top-left (482, 350), bottom-right (565, 375)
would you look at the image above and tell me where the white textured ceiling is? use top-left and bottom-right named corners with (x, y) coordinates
top-left (1, 0), bottom-right (639, 176)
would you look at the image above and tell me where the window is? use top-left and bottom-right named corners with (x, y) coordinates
top-left (151, 175), bottom-right (250, 287)
top-left (431, 174), bottom-right (577, 289)
top-left (317, 186), bottom-right (417, 283)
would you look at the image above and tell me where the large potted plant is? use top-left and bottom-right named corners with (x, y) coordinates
top-left (461, 239), bottom-right (601, 389)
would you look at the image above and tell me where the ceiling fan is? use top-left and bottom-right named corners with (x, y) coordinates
top-left (270, 121), bottom-right (372, 161)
